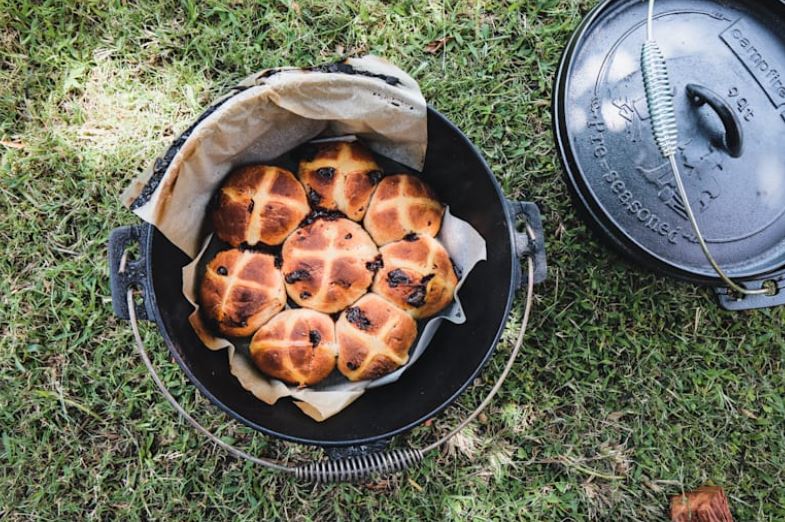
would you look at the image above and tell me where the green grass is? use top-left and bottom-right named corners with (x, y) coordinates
top-left (2, 0), bottom-right (785, 519)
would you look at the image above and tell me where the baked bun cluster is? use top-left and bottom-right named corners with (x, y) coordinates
top-left (199, 140), bottom-right (460, 386)
top-left (211, 165), bottom-right (310, 247)
top-left (298, 141), bottom-right (382, 221)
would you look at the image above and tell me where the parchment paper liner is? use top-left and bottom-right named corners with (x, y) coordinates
top-left (122, 55), bottom-right (487, 421)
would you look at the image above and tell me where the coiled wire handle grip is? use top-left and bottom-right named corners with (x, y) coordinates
top-left (123, 225), bottom-right (536, 484)
top-left (641, 0), bottom-right (768, 297)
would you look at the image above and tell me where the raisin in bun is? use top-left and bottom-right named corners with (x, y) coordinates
top-left (249, 309), bottom-right (337, 387)
top-left (212, 165), bottom-right (310, 247)
top-left (363, 174), bottom-right (444, 245)
top-left (281, 217), bottom-right (380, 313)
top-left (372, 234), bottom-right (458, 319)
top-left (336, 293), bottom-right (417, 381)
top-left (199, 249), bottom-right (286, 337)
top-left (298, 141), bottom-right (383, 221)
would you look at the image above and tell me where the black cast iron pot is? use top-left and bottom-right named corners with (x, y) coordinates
top-left (109, 104), bottom-right (546, 455)
top-left (553, 0), bottom-right (785, 310)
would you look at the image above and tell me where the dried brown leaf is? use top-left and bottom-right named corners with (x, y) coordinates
top-left (424, 36), bottom-right (452, 55)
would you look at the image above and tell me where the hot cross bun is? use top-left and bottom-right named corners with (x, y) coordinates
top-left (249, 309), bottom-right (337, 387)
top-left (281, 217), bottom-right (380, 313)
top-left (372, 234), bottom-right (458, 319)
top-left (336, 293), bottom-right (418, 381)
top-left (298, 141), bottom-right (383, 221)
top-left (199, 249), bottom-right (286, 337)
top-left (363, 174), bottom-right (444, 245)
top-left (212, 165), bottom-right (310, 247)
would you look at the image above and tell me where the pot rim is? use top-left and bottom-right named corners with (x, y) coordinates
top-left (141, 107), bottom-right (522, 447)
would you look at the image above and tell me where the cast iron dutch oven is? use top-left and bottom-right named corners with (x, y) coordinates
top-left (108, 68), bottom-right (547, 481)
top-left (554, 0), bottom-right (785, 310)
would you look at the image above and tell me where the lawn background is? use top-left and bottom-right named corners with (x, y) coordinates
top-left (2, 0), bottom-right (784, 520)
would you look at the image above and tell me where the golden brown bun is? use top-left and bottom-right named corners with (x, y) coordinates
top-left (336, 294), bottom-right (417, 381)
top-left (249, 309), bottom-right (337, 386)
top-left (363, 174), bottom-right (444, 245)
top-left (199, 249), bottom-right (286, 337)
top-left (372, 234), bottom-right (458, 319)
top-left (298, 141), bottom-right (382, 221)
top-left (281, 218), bottom-right (380, 314)
top-left (212, 165), bottom-right (310, 247)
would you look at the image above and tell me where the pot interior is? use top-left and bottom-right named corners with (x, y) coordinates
top-left (146, 109), bottom-right (516, 446)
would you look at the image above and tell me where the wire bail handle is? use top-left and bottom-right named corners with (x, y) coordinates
top-left (121, 222), bottom-right (537, 483)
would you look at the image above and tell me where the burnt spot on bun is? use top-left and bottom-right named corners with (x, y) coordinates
top-left (365, 254), bottom-right (383, 272)
top-left (247, 199), bottom-right (255, 213)
top-left (300, 208), bottom-right (346, 227)
top-left (308, 329), bottom-right (321, 348)
top-left (285, 269), bottom-right (312, 284)
top-left (403, 232), bottom-right (418, 242)
top-left (315, 167), bottom-right (336, 181)
top-left (344, 233), bottom-right (352, 240)
top-left (307, 188), bottom-right (323, 207)
top-left (217, 266), bottom-right (228, 276)
top-left (387, 268), bottom-right (410, 287)
top-left (405, 274), bottom-right (435, 308)
top-left (346, 361), bottom-right (359, 371)
top-left (367, 170), bottom-right (383, 184)
top-left (300, 291), bottom-right (312, 300)
top-left (345, 306), bottom-right (372, 330)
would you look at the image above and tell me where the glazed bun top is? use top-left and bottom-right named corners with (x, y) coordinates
top-left (298, 141), bottom-right (383, 221)
top-left (371, 234), bottom-right (458, 319)
top-left (335, 293), bottom-right (418, 381)
top-left (281, 217), bottom-right (380, 314)
top-left (199, 249), bottom-right (286, 337)
top-left (363, 174), bottom-right (444, 245)
top-left (211, 165), bottom-right (310, 247)
top-left (249, 308), bottom-right (337, 387)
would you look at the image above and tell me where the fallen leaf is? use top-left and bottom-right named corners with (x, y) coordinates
top-left (364, 479), bottom-right (392, 491)
top-left (424, 36), bottom-right (452, 55)
top-left (0, 140), bottom-right (25, 149)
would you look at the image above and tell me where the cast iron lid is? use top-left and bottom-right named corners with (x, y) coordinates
top-left (555, 0), bottom-right (785, 285)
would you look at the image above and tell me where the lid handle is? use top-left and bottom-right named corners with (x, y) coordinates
top-left (686, 83), bottom-right (743, 159)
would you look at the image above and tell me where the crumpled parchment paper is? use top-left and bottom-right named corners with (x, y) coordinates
top-left (122, 56), bottom-right (487, 421)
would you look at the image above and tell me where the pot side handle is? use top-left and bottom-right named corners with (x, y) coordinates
top-left (714, 270), bottom-right (785, 311)
top-left (108, 225), bottom-right (152, 321)
top-left (507, 200), bottom-right (548, 287)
